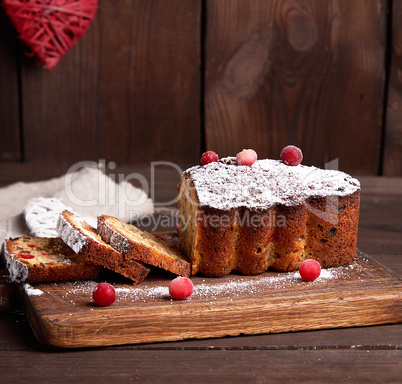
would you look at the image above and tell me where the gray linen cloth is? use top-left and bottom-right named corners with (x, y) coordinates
top-left (0, 165), bottom-right (154, 249)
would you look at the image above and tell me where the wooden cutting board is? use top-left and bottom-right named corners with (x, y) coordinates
top-left (0, 269), bottom-right (20, 313)
top-left (21, 249), bottom-right (402, 349)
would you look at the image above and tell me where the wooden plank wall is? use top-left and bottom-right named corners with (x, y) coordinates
top-left (204, 0), bottom-right (386, 175)
top-left (1, 0), bottom-right (201, 167)
top-left (383, 0), bottom-right (402, 176)
top-left (0, 0), bottom-right (400, 176)
top-left (0, 10), bottom-right (20, 162)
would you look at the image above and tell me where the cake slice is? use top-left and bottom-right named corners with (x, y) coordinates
top-left (3, 236), bottom-right (102, 283)
top-left (56, 210), bottom-right (150, 283)
top-left (97, 215), bottom-right (191, 277)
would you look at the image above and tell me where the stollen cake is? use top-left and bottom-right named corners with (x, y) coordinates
top-left (177, 157), bottom-right (360, 277)
top-left (97, 215), bottom-right (191, 277)
top-left (56, 210), bottom-right (150, 283)
top-left (3, 236), bottom-right (102, 283)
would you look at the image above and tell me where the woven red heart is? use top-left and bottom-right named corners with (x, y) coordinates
top-left (2, 0), bottom-right (98, 70)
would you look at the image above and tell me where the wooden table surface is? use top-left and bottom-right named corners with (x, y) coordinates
top-left (0, 167), bottom-right (401, 383)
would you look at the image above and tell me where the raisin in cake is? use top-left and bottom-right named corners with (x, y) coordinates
top-left (56, 210), bottom-right (150, 283)
top-left (177, 157), bottom-right (360, 277)
top-left (4, 236), bottom-right (102, 283)
top-left (97, 215), bottom-right (191, 277)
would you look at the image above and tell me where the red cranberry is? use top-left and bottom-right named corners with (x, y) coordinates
top-left (236, 149), bottom-right (257, 165)
top-left (18, 254), bottom-right (35, 259)
top-left (299, 259), bottom-right (321, 281)
top-left (280, 145), bottom-right (303, 166)
top-left (200, 151), bottom-right (219, 165)
top-left (93, 283), bottom-right (116, 306)
top-left (169, 276), bottom-right (194, 300)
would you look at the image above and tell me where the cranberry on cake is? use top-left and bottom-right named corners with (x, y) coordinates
top-left (177, 155), bottom-right (360, 277)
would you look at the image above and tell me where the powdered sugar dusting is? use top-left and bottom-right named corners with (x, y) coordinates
top-left (192, 267), bottom-right (337, 300)
top-left (98, 220), bottom-right (131, 253)
top-left (3, 248), bottom-right (29, 283)
top-left (56, 214), bottom-right (89, 253)
top-left (24, 283), bottom-right (44, 296)
top-left (187, 157), bottom-right (360, 209)
top-left (115, 286), bottom-right (169, 301)
top-left (49, 258), bottom-right (367, 305)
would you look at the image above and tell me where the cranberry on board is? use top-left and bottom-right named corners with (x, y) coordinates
top-left (200, 151), bottom-right (219, 165)
top-left (93, 283), bottom-right (116, 306)
top-left (169, 276), bottom-right (194, 300)
top-left (236, 149), bottom-right (257, 165)
top-left (280, 145), bottom-right (303, 166)
top-left (299, 259), bottom-right (321, 281)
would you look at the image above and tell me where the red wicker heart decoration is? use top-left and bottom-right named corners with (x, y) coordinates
top-left (2, 0), bottom-right (98, 70)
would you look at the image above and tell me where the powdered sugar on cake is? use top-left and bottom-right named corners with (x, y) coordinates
top-left (56, 215), bottom-right (89, 254)
top-left (99, 220), bottom-right (131, 253)
top-left (186, 157), bottom-right (360, 209)
top-left (3, 248), bottom-right (29, 283)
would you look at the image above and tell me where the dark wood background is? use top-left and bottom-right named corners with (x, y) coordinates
top-left (0, 0), bottom-right (401, 177)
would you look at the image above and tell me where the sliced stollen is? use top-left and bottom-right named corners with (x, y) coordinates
top-left (3, 236), bottom-right (102, 283)
top-left (97, 215), bottom-right (191, 277)
top-left (56, 210), bottom-right (150, 283)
